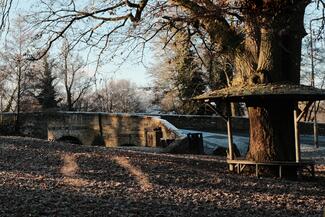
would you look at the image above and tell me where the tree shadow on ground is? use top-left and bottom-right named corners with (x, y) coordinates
top-left (0, 136), bottom-right (324, 217)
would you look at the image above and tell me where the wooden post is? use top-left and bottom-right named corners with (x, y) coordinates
top-left (294, 110), bottom-right (300, 163)
top-left (227, 116), bottom-right (234, 161)
top-left (226, 104), bottom-right (234, 171)
top-left (313, 102), bottom-right (319, 148)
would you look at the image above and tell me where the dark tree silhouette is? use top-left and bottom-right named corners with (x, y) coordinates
top-left (36, 56), bottom-right (59, 110)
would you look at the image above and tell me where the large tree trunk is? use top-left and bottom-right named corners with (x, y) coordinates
top-left (244, 1), bottom-right (308, 168)
top-left (177, 0), bottom-right (309, 177)
top-left (246, 102), bottom-right (295, 162)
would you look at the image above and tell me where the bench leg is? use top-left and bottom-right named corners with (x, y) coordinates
top-left (240, 164), bottom-right (246, 173)
top-left (256, 164), bottom-right (259, 178)
top-left (311, 165), bottom-right (315, 178)
top-left (279, 165), bottom-right (282, 179)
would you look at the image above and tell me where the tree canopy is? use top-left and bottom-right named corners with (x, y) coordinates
top-left (11, 0), bottom-right (321, 77)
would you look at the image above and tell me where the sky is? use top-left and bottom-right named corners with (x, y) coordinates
top-left (9, 0), bottom-right (154, 87)
top-left (7, 1), bottom-right (324, 88)
top-left (98, 58), bottom-right (153, 87)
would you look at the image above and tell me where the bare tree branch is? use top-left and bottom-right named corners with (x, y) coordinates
top-left (0, 0), bottom-right (14, 32)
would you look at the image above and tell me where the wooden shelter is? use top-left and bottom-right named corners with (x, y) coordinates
top-left (194, 83), bottom-right (325, 178)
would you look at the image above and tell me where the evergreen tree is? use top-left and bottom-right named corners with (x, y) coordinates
top-left (149, 32), bottom-right (207, 114)
top-left (36, 56), bottom-right (59, 110)
top-left (174, 45), bottom-right (206, 114)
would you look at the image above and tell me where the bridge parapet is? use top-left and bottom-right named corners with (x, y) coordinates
top-left (47, 112), bottom-right (185, 147)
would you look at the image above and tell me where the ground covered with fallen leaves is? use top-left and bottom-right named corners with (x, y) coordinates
top-left (0, 136), bottom-right (324, 217)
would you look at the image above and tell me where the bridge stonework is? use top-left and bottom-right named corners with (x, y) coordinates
top-left (47, 112), bottom-right (183, 147)
top-left (0, 112), bottom-right (324, 147)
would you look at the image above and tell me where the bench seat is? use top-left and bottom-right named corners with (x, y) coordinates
top-left (227, 159), bottom-right (315, 178)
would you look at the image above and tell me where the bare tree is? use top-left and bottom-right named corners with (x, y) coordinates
top-left (300, 8), bottom-right (325, 121)
top-left (59, 39), bottom-right (93, 111)
top-left (0, 0), bottom-right (13, 32)
top-left (90, 79), bottom-right (143, 113)
top-left (26, 0), bottom-right (152, 63)
top-left (0, 16), bottom-right (34, 130)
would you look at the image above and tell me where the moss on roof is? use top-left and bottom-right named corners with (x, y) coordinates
top-left (194, 83), bottom-right (325, 102)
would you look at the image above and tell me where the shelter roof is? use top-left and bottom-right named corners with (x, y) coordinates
top-left (194, 83), bottom-right (325, 102)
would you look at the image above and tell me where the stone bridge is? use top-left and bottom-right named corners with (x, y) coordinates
top-left (0, 112), bottom-right (185, 147)
top-left (47, 112), bottom-right (185, 147)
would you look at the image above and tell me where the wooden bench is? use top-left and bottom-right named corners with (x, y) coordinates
top-left (227, 159), bottom-right (315, 178)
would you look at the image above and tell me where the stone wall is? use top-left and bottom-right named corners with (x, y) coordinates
top-left (0, 112), bottom-right (324, 147)
top-left (47, 112), bottom-right (184, 147)
top-left (156, 114), bottom-right (325, 136)
top-left (0, 112), bottom-right (49, 138)
top-left (0, 113), bottom-right (16, 135)
top-left (0, 112), bottom-right (184, 147)
top-left (100, 114), bottom-right (183, 147)
top-left (157, 115), bottom-right (248, 133)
